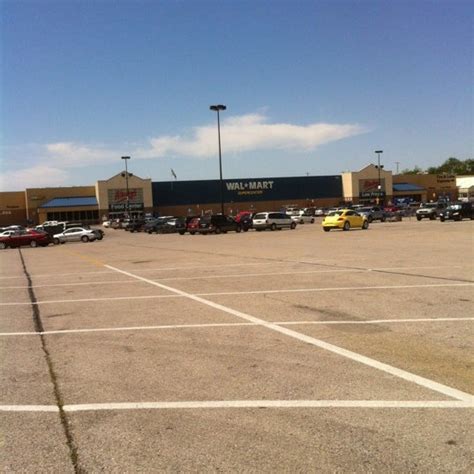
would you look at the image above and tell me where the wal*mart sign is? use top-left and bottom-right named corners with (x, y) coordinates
top-left (226, 180), bottom-right (274, 196)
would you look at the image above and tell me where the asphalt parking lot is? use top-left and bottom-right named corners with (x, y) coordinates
top-left (1, 219), bottom-right (473, 472)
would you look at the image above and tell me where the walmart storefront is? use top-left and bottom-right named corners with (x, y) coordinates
top-left (0, 173), bottom-right (343, 226)
top-left (152, 175), bottom-right (343, 216)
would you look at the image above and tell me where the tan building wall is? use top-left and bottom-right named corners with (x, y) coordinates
top-left (96, 172), bottom-right (153, 218)
top-left (393, 174), bottom-right (457, 201)
top-left (0, 192), bottom-right (27, 226)
top-left (342, 164), bottom-right (393, 204)
top-left (25, 186), bottom-right (96, 224)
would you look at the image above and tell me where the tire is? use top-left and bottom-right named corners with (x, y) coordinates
top-left (53, 238), bottom-right (60, 245)
top-left (440, 217), bottom-right (445, 222)
top-left (300, 219), bottom-right (304, 224)
top-left (30, 240), bottom-right (38, 248)
top-left (243, 228), bottom-right (248, 232)
top-left (81, 235), bottom-right (89, 242)
top-left (179, 231), bottom-right (185, 235)
top-left (343, 221), bottom-right (350, 231)
top-left (310, 218), bottom-right (315, 224)
top-left (270, 223), bottom-right (277, 231)
top-left (323, 227), bottom-right (330, 232)
top-left (381, 216), bottom-right (386, 222)
top-left (215, 227), bottom-right (222, 235)
top-left (236, 226), bottom-right (242, 233)
top-left (416, 216), bottom-right (422, 221)
top-left (362, 220), bottom-right (369, 230)
top-left (290, 222), bottom-right (296, 230)
top-left (190, 231), bottom-right (195, 235)
top-left (0, 242), bottom-right (6, 249)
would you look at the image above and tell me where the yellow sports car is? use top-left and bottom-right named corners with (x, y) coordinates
top-left (322, 209), bottom-right (369, 232)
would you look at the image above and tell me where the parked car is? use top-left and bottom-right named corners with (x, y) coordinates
top-left (127, 220), bottom-right (146, 233)
top-left (416, 202), bottom-right (447, 220)
top-left (0, 229), bottom-right (52, 249)
top-left (233, 211), bottom-right (253, 223)
top-left (238, 214), bottom-right (254, 231)
top-left (357, 206), bottom-right (386, 223)
top-left (145, 218), bottom-right (177, 234)
top-left (289, 210), bottom-right (315, 224)
top-left (186, 217), bottom-right (201, 235)
top-left (439, 202), bottom-right (473, 221)
top-left (0, 230), bottom-right (17, 237)
top-left (322, 209), bottom-right (369, 232)
top-left (314, 208), bottom-right (324, 217)
top-left (197, 215), bottom-right (242, 234)
top-left (53, 227), bottom-right (97, 244)
top-left (252, 212), bottom-right (296, 231)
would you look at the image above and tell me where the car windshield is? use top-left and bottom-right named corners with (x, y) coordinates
top-left (422, 203), bottom-right (437, 208)
top-left (359, 207), bottom-right (372, 212)
top-left (327, 211), bottom-right (343, 217)
top-left (253, 213), bottom-right (266, 219)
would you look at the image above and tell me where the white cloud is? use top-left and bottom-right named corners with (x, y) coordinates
top-left (0, 165), bottom-right (70, 191)
top-left (140, 113), bottom-right (366, 159)
top-left (1, 112), bottom-right (368, 189)
top-left (46, 142), bottom-right (119, 167)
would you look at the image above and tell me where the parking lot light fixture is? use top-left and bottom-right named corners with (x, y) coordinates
top-left (375, 150), bottom-right (383, 204)
top-left (121, 156), bottom-right (131, 217)
top-left (210, 105), bottom-right (226, 215)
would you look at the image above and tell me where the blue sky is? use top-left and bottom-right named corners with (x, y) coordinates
top-left (1, 0), bottom-right (472, 190)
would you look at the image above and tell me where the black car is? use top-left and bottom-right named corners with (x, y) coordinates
top-left (127, 220), bottom-right (146, 232)
top-left (145, 218), bottom-right (177, 234)
top-left (439, 202), bottom-right (473, 221)
top-left (237, 214), bottom-right (254, 231)
top-left (197, 215), bottom-right (242, 234)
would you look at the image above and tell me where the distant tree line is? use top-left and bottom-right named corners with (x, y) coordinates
top-left (400, 157), bottom-right (473, 175)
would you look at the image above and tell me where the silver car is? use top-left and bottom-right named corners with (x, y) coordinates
top-left (53, 227), bottom-right (97, 244)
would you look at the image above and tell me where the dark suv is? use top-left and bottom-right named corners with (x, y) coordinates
top-left (439, 202), bottom-right (473, 221)
top-left (197, 215), bottom-right (242, 234)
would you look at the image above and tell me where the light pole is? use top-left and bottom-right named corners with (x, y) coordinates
top-left (375, 150), bottom-right (383, 205)
top-left (210, 104), bottom-right (226, 215)
top-left (121, 156), bottom-right (131, 217)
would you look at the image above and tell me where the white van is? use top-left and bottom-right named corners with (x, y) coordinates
top-left (252, 212), bottom-right (296, 231)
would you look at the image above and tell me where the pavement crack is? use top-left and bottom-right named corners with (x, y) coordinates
top-left (18, 249), bottom-right (83, 473)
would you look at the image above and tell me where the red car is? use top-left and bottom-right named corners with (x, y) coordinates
top-left (186, 217), bottom-right (201, 235)
top-left (0, 229), bottom-right (51, 249)
top-left (234, 211), bottom-right (253, 223)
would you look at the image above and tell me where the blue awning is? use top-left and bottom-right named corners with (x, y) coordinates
top-left (40, 197), bottom-right (98, 208)
top-left (393, 183), bottom-right (425, 192)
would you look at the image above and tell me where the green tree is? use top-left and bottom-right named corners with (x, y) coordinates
top-left (400, 166), bottom-right (423, 175)
top-left (427, 157), bottom-right (474, 175)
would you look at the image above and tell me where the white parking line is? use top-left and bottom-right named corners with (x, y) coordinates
top-left (0, 405), bottom-right (59, 412)
top-left (106, 264), bottom-right (474, 403)
top-left (197, 282), bottom-right (474, 297)
top-left (0, 294), bottom-right (182, 306)
top-left (1, 317), bottom-right (472, 337)
top-left (1, 282), bottom-right (473, 306)
top-left (0, 400), bottom-right (471, 413)
top-left (64, 400), bottom-right (473, 411)
top-left (0, 279), bottom-right (141, 290)
top-left (0, 263), bottom-right (466, 281)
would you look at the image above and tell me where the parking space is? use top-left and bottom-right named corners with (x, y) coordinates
top-left (1, 220), bottom-right (473, 471)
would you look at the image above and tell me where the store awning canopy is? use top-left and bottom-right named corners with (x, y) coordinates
top-left (393, 183), bottom-right (425, 192)
top-left (40, 196), bottom-right (98, 208)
